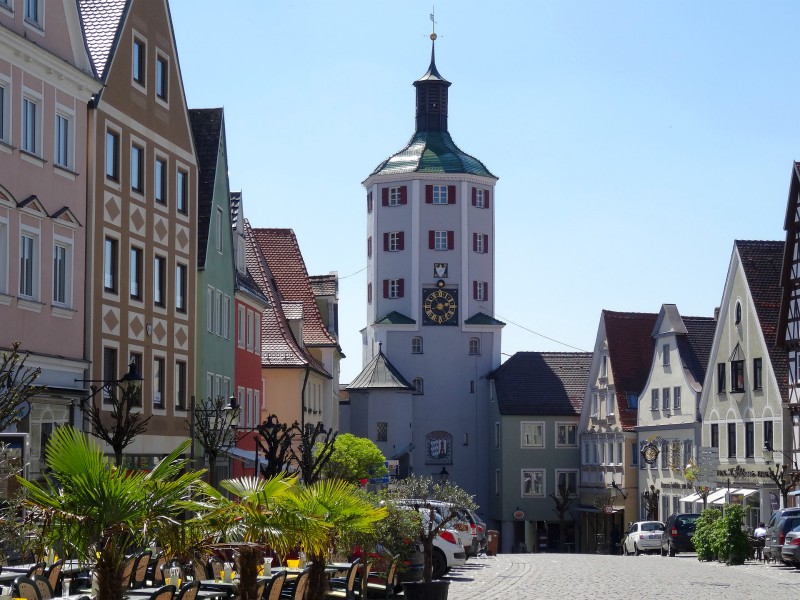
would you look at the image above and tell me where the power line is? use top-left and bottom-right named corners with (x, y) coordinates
top-left (339, 265), bottom-right (366, 280)
top-left (480, 304), bottom-right (590, 353)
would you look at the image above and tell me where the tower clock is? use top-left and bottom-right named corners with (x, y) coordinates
top-left (422, 287), bottom-right (458, 325)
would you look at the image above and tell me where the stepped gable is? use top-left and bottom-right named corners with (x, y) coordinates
top-left (736, 240), bottom-right (788, 400)
top-left (249, 228), bottom-right (338, 348)
top-left (244, 220), bottom-right (329, 377)
top-left (490, 352), bottom-right (592, 416)
top-left (189, 108), bottom-right (223, 269)
top-left (77, 0), bottom-right (128, 79)
top-left (604, 310), bottom-right (659, 431)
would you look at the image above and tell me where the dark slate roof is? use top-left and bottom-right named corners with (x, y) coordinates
top-left (375, 311), bottom-right (416, 325)
top-left (189, 108), bottom-right (224, 269)
top-left (235, 270), bottom-right (269, 307)
top-left (464, 312), bottom-right (505, 326)
top-left (489, 352), bottom-right (592, 416)
top-left (736, 240), bottom-right (788, 401)
top-left (369, 130), bottom-right (496, 178)
top-left (604, 310), bottom-right (659, 431)
top-left (347, 348), bottom-right (413, 391)
top-left (77, 0), bottom-right (128, 79)
top-left (250, 228), bottom-right (339, 348)
top-left (309, 274), bottom-right (337, 297)
top-left (230, 191), bottom-right (242, 230)
top-left (678, 316), bottom-right (716, 389)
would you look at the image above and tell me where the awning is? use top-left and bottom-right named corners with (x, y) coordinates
top-left (709, 488), bottom-right (758, 504)
top-left (705, 489), bottom-right (728, 504)
top-left (390, 443), bottom-right (414, 459)
top-left (733, 488), bottom-right (758, 498)
top-left (679, 492), bottom-right (701, 503)
top-left (224, 447), bottom-right (268, 466)
top-left (788, 489), bottom-right (800, 497)
top-left (572, 505), bottom-right (622, 514)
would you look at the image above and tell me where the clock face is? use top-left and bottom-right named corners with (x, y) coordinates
top-left (641, 442), bottom-right (659, 465)
top-left (422, 288), bottom-right (458, 325)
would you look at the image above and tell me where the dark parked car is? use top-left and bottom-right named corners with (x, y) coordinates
top-left (766, 515), bottom-right (800, 564)
top-left (661, 513), bottom-right (700, 556)
top-left (764, 507), bottom-right (800, 561)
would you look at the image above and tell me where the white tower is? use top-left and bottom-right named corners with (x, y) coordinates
top-left (351, 38), bottom-right (502, 513)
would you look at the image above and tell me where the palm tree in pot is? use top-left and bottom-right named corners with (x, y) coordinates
top-left (385, 475), bottom-right (476, 600)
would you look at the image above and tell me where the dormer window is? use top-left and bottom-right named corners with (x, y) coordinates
top-left (735, 301), bottom-right (742, 325)
top-left (662, 344), bottom-right (670, 366)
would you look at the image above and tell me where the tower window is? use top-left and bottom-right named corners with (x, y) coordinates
top-left (388, 187), bottom-right (402, 206)
top-left (432, 185), bottom-right (448, 205)
top-left (411, 336), bottom-right (423, 354)
top-left (412, 378), bottom-right (423, 395)
top-left (383, 278), bottom-right (404, 299)
top-left (469, 338), bottom-right (480, 355)
top-left (376, 422), bottom-right (388, 442)
top-left (473, 188), bottom-right (490, 209)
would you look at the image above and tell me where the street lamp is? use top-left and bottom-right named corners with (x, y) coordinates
top-left (439, 467), bottom-right (449, 482)
top-left (763, 441), bottom-right (798, 468)
top-left (609, 479), bottom-right (628, 500)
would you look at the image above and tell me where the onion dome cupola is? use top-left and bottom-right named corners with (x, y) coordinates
top-left (369, 41), bottom-right (496, 179)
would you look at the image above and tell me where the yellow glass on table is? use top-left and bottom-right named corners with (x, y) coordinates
top-left (286, 559), bottom-right (300, 569)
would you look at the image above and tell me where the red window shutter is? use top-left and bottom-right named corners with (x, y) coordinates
top-left (484, 234), bottom-right (489, 251)
top-left (398, 278), bottom-right (405, 297)
top-left (472, 187), bottom-right (477, 206)
top-left (382, 280), bottom-right (389, 298)
top-left (383, 233), bottom-right (389, 251)
top-left (368, 236), bottom-right (372, 257)
top-left (472, 233), bottom-right (477, 252)
top-left (398, 231), bottom-right (405, 250)
top-left (447, 231), bottom-right (454, 250)
top-left (448, 185), bottom-right (456, 204)
top-left (426, 185), bottom-right (433, 204)
top-left (484, 282), bottom-right (489, 301)
top-left (473, 281), bottom-right (478, 299)
top-left (368, 192), bottom-right (373, 212)
top-left (400, 186), bottom-right (408, 205)
top-left (485, 189), bottom-right (490, 209)
top-left (428, 230), bottom-right (435, 249)
top-left (382, 188), bottom-right (389, 206)
top-left (368, 283), bottom-right (372, 303)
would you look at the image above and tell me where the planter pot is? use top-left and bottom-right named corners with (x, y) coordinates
top-left (402, 580), bottom-right (450, 600)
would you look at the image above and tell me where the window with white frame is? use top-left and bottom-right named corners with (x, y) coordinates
top-left (215, 290), bottom-right (222, 334)
top-left (474, 281), bottom-right (488, 301)
top-left (175, 263), bottom-right (187, 312)
top-left (254, 389), bottom-right (260, 424)
top-left (468, 337), bottom-right (480, 355)
top-left (131, 144), bottom-right (144, 192)
top-left (104, 237), bottom-right (118, 293)
top-left (254, 311), bottom-right (261, 352)
top-left (175, 360), bottom-right (187, 410)
top-left (661, 441), bottom-right (669, 468)
top-left (0, 219), bottom-right (7, 294)
top-left (663, 343), bottom-right (670, 366)
top-left (177, 169), bottom-right (188, 213)
top-left (433, 230), bottom-right (448, 250)
top-left (132, 37), bottom-right (146, 85)
top-left (222, 295), bottom-right (230, 338)
top-left (556, 470), bottom-right (578, 495)
top-left (52, 241), bottom-right (71, 306)
top-left (521, 469), bottom-right (544, 497)
top-left (591, 393), bottom-right (599, 417)
top-left (0, 81), bottom-right (7, 143)
top-left (651, 388), bottom-right (659, 410)
top-left (154, 254), bottom-right (166, 306)
top-left (155, 157), bottom-right (166, 204)
top-left (387, 278), bottom-right (402, 298)
top-left (246, 310), bottom-right (254, 350)
top-left (475, 233), bottom-right (486, 253)
top-left (215, 208), bottom-right (223, 253)
top-left (207, 287), bottom-right (214, 332)
top-left (606, 392), bottom-right (614, 417)
top-left (24, 0), bottom-right (41, 27)
top-left (475, 189), bottom-right (486, 208)
top-left (412, 377), bottom-right (423, 395)
top-left (432, 185), bottom-right (448, 204)
top-left (521, 422), bottom-right (544, 448)
top-left (54, 111), bottom-right (72, 169)
top-left (673, 386), bottom-right (681, 410)
top-left (153, 356), bottom-right (164, 408)
top-left (388, 187), bottom-right (402, 206)
top-left (156, 54), bottom-right (168, 100)
top-left (662, 387), bottom-right (670, 410)
top-left (106, 129), bottom-right (120, 180)
top-left (411, 336), bottom-right (423, 354)
top-left (22, 95), bottom-right (39, 155)
top-left (237, 305), bottom-right (245, 347)
top-left (495, 422), bottom-right (500, 448)
top-left (246, 389), bottom-right (253, 428)
top-left (19, 232), bottom-right (38, 299)
top-left (130, 246), bottom-right (142, 300)
top-left (388, 231), bottom-right (401, 251)
top-left (556, 423), bottom-right (578, 447)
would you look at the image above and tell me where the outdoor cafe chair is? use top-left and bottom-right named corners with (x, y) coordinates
top-left (206, 558), bottom-right (223, 582)
top-left (175, 580), bottom-right (200, 600)
top-left (25, 563), bottom-right (46, 579)
top-left (364, 557), bottom-right (399, 600)
top-left (132, 550), bottom-right (153, 589)
top-left (33, 575), bottom-right (54, 600)
top-left (121, 555), bottom-right (137, 589)
top-left (44, 559), bottom-right (63, 594)
top-left (264, 571), bottom-right (287, 600)
top-left (150, 553), bottom-right (167, 586)
top-left (188, 560), bottom-right (207, 582)
top-left (326, 561), bottom-right (360, 600)
top-left (147, 584), bottom-right (177, 600)
top-left (280, 569), bottom-right (309, 600)
top-left (13, 576), bottom-right (41, 600)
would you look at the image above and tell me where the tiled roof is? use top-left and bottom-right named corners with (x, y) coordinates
top-left (77, 0), bottom-right (128, 79)
top-left (489, 352), bottom-right (592, 416)
top-left (189, 108), bottom-right (224, 269)
top-left (736, 240), bottom-right (788, 401)
top-left (244, 221), bottom-right (330, 377)
top-left (281, 302), bottom-right (304, 321)
top-left (369, 130), bottom-right (496, 178)
top-left (464, 312), bottom-right (505, 326)
top-left (347, 349), bottom-right (413, 391)
top-left (235, 270), bottom-right (268, 307)
top-left (678, 316), bottom-right (717, 389)
top-left (604, 310), bottom-right (659, 431)
top-left (309, 274), bottom-right (337, 297)
top-left (375, 311), bottom-right (416, 325)
top-left (249, 228), bottom-right (338, 348)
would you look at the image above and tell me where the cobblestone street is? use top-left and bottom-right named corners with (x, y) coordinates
top-left (440, 553), bottom-right (800, 599)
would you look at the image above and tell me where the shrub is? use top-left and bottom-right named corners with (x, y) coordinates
top-left (693, 508), bottom-right (721, 561)
top-left (693, 505), bottom-right (750, 565)
top-left (719, 504), bottom-right (750, 565)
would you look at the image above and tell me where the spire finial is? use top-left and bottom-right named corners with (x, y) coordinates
top-left (430, 7), bottom-right (437, 41)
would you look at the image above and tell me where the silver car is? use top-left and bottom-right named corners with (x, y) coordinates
top-left (780, 528), bottom-right (800, 566)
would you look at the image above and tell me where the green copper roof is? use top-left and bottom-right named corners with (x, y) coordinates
top-left (370, 130), bottom-right (496, 178)
top-left (465, 312), bottom-right (505, 326)
top-left (374, 311), bottom-right (416, 325)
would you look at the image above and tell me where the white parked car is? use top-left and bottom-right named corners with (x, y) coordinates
top-left (623, 521), bottom-right (665, 555)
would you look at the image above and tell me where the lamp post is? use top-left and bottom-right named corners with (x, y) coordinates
top-left (439, 467), bottom-right (449, 482)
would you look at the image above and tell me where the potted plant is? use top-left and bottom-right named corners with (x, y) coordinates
top-left (385, 475), bottom-right (476, 600)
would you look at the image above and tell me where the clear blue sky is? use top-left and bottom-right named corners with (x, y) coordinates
top-left (171, 1), bottom-right (800, 382)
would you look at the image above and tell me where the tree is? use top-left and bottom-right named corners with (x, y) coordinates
top-left (17, 426), bottom-right (207, 600)
top-left (549, 483), bottom-right (576, 552)
top-left (0, 341), bottom-right (43, 429)
top-left (83, 377), bottom-right (150, 467)
top-left (191, 395), bottom-right (240, 487)
top-left (293, 421), bottom-right (336, 484)
top-left (764, 463), bottom-right (800, 508)
top-left (254, 415), bottom-right (299, 479)
top-left (320, 433), bottom-right (387, 484)
top-left (385, 476), bottom-right (476, 584)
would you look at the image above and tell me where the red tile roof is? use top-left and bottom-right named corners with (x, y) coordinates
top-left (244, 221), bottom-right (330, 377)
top-left (249, 228), bottom-right (338, 348)
top-left (603, 310), bottom-right (658, 431)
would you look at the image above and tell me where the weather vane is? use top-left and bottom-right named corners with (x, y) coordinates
top-left (430, 7), bottom-right (437, 41)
